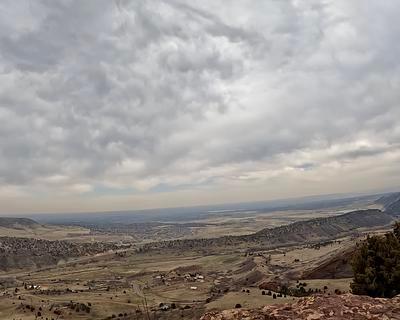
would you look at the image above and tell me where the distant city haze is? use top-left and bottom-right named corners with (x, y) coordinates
top-left (0, 1), bottom-right (400, 214)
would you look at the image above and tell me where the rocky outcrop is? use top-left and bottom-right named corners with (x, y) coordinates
top-left (201, 294), bottom-right (400, 320)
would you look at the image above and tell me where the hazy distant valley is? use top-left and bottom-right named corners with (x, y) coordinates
top-left (13, 193), bottom-right (386, 244)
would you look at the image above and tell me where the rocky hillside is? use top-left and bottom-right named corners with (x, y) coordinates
top-left (201, 294), bottom-right (400, 319)
top-left (141, 209), bottom-right (393, 252)
top-left (0, 217), bottom-right (41, 229)
top-left (0, 237), bottom-right (118, 271)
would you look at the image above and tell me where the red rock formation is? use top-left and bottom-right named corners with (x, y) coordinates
top-left (258, 281), bottom-right (282, 292)
top-left (201, 294), bottom-right (400, 320)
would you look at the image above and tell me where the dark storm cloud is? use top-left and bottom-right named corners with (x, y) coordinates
top-left (0, 0), bottom-right (399, 198)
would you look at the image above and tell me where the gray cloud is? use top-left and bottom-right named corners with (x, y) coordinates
top-left (0, 0), bottom-right (400, 211)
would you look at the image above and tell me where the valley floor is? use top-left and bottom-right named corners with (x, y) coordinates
top-left (0, 232), bottom-right (368, 320)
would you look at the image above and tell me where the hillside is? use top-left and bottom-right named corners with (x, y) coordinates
top-left (249, 209), bottom-right (391, 242)
top-left (141, 209), bottom-right (394, 252)
top-left (302, 247), bottom-right (355, 279)
top-left (0, 217), bottom-right (40, 229)
top-left (376, 192), bottom-right (400, 216)
top-left (0, 237), bottom-right (117, 271)
top-left (201, 294), bottom-right (400, 320)
top-left (385, 198), bottom-right (400, 216)
top-left (375, 192), bottom-right (400, 206)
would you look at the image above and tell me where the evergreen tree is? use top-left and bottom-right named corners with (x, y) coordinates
top-left (351, 223), bottom-right (400, 298)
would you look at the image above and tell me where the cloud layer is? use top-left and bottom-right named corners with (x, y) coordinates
top-left (1, 0), bottom-right (400, 213)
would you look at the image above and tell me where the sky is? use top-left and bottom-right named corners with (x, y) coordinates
top-left (0, 0), bottom-right (400, 214)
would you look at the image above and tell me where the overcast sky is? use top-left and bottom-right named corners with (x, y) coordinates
top-left (0, 0), bottom-right (400, 214)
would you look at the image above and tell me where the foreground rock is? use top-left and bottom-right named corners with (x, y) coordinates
top-left (201, 294), bottom-right (400, 320)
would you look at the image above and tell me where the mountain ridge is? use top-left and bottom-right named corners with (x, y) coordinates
top-left (141, 209), bottom-right (394, 252)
